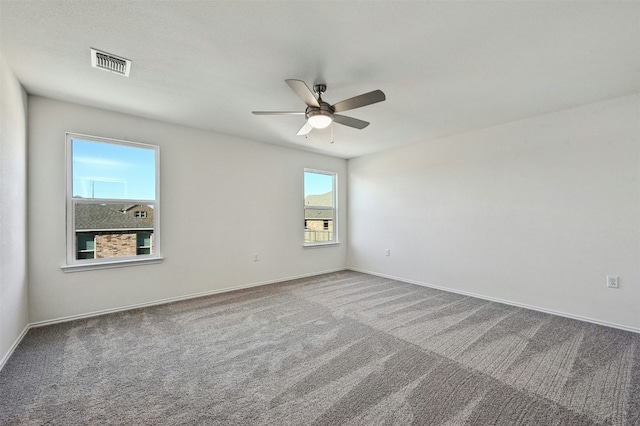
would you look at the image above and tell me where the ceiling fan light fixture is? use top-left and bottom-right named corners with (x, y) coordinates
top-left (306, 109), bottom-right (334, 129)
top-left (253, 79), bottom-right (385, 136)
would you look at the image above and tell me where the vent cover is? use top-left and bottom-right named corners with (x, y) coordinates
top-left (90, 48), bottom-right (131, 77)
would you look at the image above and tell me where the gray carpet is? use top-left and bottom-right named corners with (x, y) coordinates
top-left (1, 271), bottom-right (639, 425)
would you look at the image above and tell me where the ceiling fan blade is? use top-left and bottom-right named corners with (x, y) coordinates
top-left (286, 79), bottom-right (320, 107)
top-left (333, 114), bottom-right (370, 129)
top-left (332, 90), bottom-right (386, 113)
top-left (252, 111), bottom-right (305, 115)
top-left (296, 122), bottom-right (314, 136)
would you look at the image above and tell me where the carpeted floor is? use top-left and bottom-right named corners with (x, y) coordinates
top-left (1, 271), bottom-right (639, 425)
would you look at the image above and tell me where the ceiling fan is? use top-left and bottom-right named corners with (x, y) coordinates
top-left (252, 79), bottom-right (386, 136)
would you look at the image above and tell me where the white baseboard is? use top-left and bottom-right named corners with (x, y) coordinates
top-left (348, 268), bottom-right (640, 334)
top-left (7, 265), bottom-right (635, 374)
top-left (29, 268), bottom-right (347, 328)
top-left (0, 324), bottom-right (30, 372)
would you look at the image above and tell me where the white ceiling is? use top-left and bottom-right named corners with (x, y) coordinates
top-left (1, 1), bottom-right (638, 159)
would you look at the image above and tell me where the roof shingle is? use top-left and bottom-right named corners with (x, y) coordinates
top-left (75, 204), bottom-right (152, 231)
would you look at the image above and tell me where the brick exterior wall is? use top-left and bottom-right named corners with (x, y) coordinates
top-left (95, 233), bottom-right (137, 258)
top-left (305, 219), bottom-right (333, 232)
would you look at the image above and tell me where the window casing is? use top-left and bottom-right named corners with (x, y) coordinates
top-left (304, 169), bottom-right (337, 245)
top-left (64, 133), bottom-right (161, 271)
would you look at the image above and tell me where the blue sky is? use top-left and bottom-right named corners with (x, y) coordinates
top-left (304, 171), bottom-right (334, 198)
top-left (72, 138), bottom-right (156, 200)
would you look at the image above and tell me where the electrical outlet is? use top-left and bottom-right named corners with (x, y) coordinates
top-left (385, 249), bottom-right (390, 256)
top-left (607, 275), bottom-right (619, 288)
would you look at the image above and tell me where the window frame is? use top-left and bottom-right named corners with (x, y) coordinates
top-left (62, 133), bottom-right (163, 272)
top-left (303, 168), bottom-right (338, 247)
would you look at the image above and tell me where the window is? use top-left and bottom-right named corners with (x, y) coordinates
top-left (64, 133), bottom-right (161, 270)
top-left (304, 169), bottom-right (337, 245)
top-left (137, 232), bottom-right (152, 255)
top-left (76, 234), bottom-right (96, 259)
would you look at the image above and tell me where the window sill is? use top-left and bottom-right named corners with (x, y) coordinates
top-left (303, 242), bottom-right (340, 248)
top-left (61, 256), bottom-right (164, 273)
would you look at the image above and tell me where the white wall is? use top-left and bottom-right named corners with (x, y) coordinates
top-left (348, 94), bottom-right (640, 331)
top-left (0, 54), bottom-right (29, 367)
top-left (28, 96), bottom-right (347, 323)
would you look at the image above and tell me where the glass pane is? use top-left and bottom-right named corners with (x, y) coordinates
top-left (137, 232), bottom-right (152, 247)
top-left (72, 138), bottom-right (156, 200)
top-left (304, 208), bottom-right (334, 243)
top-left (304, 171), bottom-right (334, 207)
top-left (75, 203), bottom-right (154, 259)
top-left (77, 234), bottom-right (94, 251)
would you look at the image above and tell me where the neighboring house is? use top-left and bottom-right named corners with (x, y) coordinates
top-left (304, 192), bottom-right (333, 242)
top-left (122, 204), bottom-right (154, 224)
top-left (304, 209), bottom-right (333, 241)
top-left (75, 203), bottom-right (154, 259)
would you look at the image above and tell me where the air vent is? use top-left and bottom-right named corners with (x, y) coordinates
top-left (90, 48), bottom-right (131, 77)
